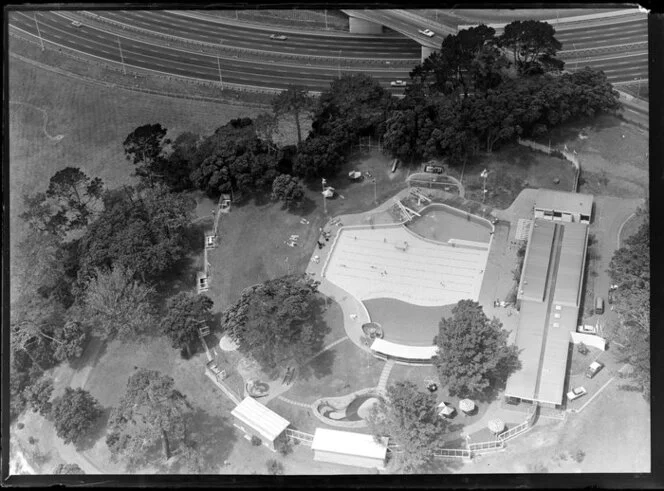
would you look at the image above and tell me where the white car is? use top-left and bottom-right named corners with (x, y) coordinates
top-left (269, 34), bottom-right (287, 40)
top-left (566, 386), bottom-right (587, 401)
top-left (577, 324), bottom-right (597, 334)
top-left (390, 80), bottom-right (407, 87)
top-left (418, 28), bottom-right (435, 37)
top-left (71, 20), bottom-right (82, 28)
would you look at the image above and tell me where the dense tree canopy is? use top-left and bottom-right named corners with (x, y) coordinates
top-left (189, 118), bottom-right (279, 199)
top-left (24, 376), bottom-right (54, 417)
top-left (434, 300), bottom-right (519, 398)
top-left (78, 265), bottom-right (156, 341)
top-left (106, 369), bottom-right (195, 465)
top-left (271, 173), bottom-right (305, 207)
top-left (220, 275), bottom-right (328, 372)
top-left (77, 185), bottom-right (194, 282)
top-left (608, 206), bottom-right (649, 399)
top-left (51, 387), bottom-right (103, 445)
top-left (162, 293), bottom-right (214, 357)
top-left (498, 20), bottom-right (563, 75)
top-left (367, 381), bottom-right (447, 472)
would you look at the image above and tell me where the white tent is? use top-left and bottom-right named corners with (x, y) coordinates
top-left (438, 402), bottom-right (456, 417)
top-left (348, 171), bottom-right (362, 180)
top-left (488, 418), bottom-right (505, 434)
top-left (459, 399), bottom-right (475, 413)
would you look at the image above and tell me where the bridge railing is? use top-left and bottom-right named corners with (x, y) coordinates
top-left (285, 428), bottom-right (314, 446)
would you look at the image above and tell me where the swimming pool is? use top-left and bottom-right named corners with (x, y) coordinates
top-left (406, 203), bottom-right (492, 244)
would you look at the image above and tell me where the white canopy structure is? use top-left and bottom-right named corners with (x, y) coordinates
top-left (488, 419), bottom-right (505, 434)
top-left (459, 399), bottom-right (475, 413)
top-left (438, 402), bottom-right (456, 417)
top-left (311, 428), bottom-right (388, 470)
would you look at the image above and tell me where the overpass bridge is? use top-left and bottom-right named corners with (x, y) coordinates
top-left (342, 9), bottom-right (454, 60)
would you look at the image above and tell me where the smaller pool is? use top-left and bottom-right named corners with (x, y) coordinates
top-left (317, 394), bottom-right (382, 423)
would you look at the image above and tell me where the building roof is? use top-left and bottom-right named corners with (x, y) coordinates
top-left (231, 397), bottom-right (290, 442)
top-left (518, 220), bottom-right (555, 302)
top-left (552, 223), bottom-right (588, 307)
top-left (311, 428), bottom-right (388, 460)
top-left (370, 338), bottom-right (438, 361)
top-left (537, 314), bottom-right (574, 405)
top-left (534, 190), bottom-right (593, 216)
top-left (504, 300), bottom-right (549, 401)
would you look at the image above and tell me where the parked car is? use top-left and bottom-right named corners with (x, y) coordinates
top-left (595, 296), bottom-right (604, 314)
top-left (269, 34), bottom-right (287, 40)
top-left (608, 289), bottom-right (615, 304)
top-left (566, 386), bottom-right (587, 401)
top-left (418, 28), bottom-right (435, 37)
top-left (586, 361), bottom-right (604, 379)
top-left (390, 80), bottom-right (407, 87)
top-left (71, 20), bottom-right (82, 27)
top-left (577, 324), bottom-right (597, 334)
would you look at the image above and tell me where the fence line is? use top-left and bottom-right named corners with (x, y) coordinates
top-left (516, 137), bottom-right (580, 192)
top-left (286, 428), bottom-right (314, 446)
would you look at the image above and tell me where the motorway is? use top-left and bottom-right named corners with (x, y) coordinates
top-left (9, 11), bottom-right (412, 91)
top-left (9, 9), bottom-right (648, 92)
top-left (92, 10), bottom-right (422, 58)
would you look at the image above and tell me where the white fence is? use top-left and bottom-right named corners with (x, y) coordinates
top-left (285, 428), bottom-right (314, 446)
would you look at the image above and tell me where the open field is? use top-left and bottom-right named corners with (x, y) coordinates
top-left (459, 144), bottom-right (577, 210)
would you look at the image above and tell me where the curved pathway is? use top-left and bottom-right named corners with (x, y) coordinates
top-left (9, 100), bottom-right (65, 141)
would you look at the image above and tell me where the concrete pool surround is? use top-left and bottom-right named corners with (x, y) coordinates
top-left (312, 197), bottom-right (496, 364)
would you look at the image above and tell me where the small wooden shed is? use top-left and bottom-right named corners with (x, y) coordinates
top-left (311, 428), bottom-right (388, 470)
top-left (231, 397), bottom-right (290, 452)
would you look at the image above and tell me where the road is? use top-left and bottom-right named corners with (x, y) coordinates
top-left (10, 11), bottom-right (411, 91)
top-left (94, 10), bottom-right (422, 58)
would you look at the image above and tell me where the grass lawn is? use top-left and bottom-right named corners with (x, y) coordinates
top-left (286, 340), bottom-right (384, 405)
top-left (458, 382), bottom-right (650, 473)
top-left (457, 144), bottom-right (576, 210)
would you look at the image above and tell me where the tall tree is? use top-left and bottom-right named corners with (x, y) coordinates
top-left (271, 174), bottom-right (305, 208)
top-left (24, 376), bottom-right (54, 417)
top-left (19, 169), bottom-right (105, 236)
top-left (78, 266), bottom-right (156, 341)
top-left (106, 369), bottom-right (195, 465)
top-left (220, 275), bottom-right (328, 372)
top-left (272, 85), bottom-right (312, 145)
top-left (498, 20), bottom-right (563, 75)
top-left (51, 388), bottom-right (103, 445)
top-left (123, 123), bottom-right (170, 187)
top-left (434, 300), bottom-right (520, 398)
top-left (52, 319), bottom-right (89, 362)
top-left (367, 381), bottom-right (447, 473)
top-left (162, 293), bottom-right (214, 358)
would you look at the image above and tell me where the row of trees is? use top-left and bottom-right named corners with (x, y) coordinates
top-left (608, 204), bottom-right (650, 399)
top-left (384, 23), bottom-right (620, 165)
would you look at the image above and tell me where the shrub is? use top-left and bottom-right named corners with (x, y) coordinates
top-left (251, 435), bottom-right (262, 447)
top-left (17, 423), bottom-right (24, 430)
top-left (275, 437), bottom-right (293, 457)
top-left (573, 449), bottom-right (586, 463)
top-left (266, 459), bottom-right (284, 475)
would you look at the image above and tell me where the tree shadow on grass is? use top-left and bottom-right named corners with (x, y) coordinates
top-left (181, 407), bottom-right (237, 473)
top-left (294, 196), bottom-right (317, 217)
top-left (74, 406), bottom-right (112, 452)
top-left (67, 335), bottom-right (108, 372)
top-left (299, 349), bottom-right (336, 382)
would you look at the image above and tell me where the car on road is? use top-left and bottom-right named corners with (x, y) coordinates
top-left (418, 28), bottom-right (435, 37)
top-left (71, 20), bottom-right (82, 28)
top-left (390, 80), bottom-right (407, 87)
top-left (577, 324), bottom-right (597, 334)
top-left (586, 361), bottom-right (604, 379)
top-left (269, 34), bottom-right (288, 40)
top-left (595, 296), bottom-right (604, 314)
top-left (566, 386), bottom-right (587, 401)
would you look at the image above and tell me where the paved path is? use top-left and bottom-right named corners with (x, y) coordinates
top-left (277, 395), bottom-right (313, 409)
top-left (376, 360), bottom-right (395, 392)
top-left (302, 336), bottom-right (349, 365)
